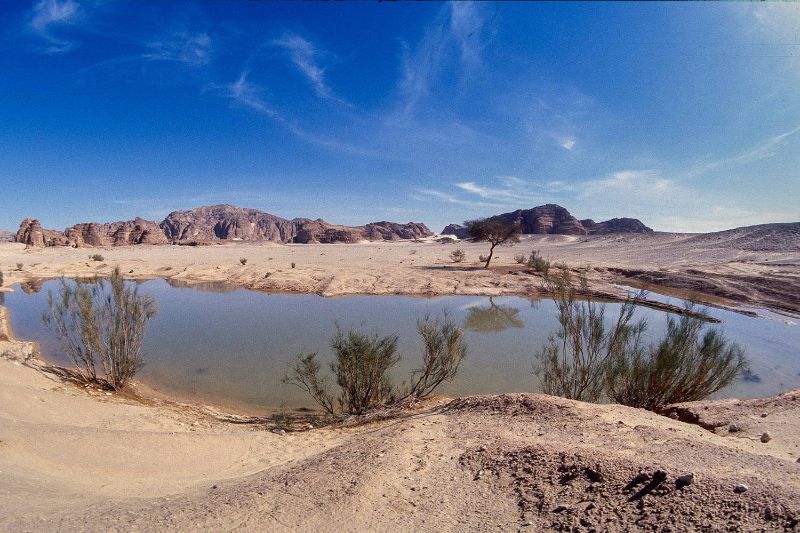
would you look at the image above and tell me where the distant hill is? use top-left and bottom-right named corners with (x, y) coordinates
top-left (682, 222), bottom-right (800, 252)
top-left (0, 231), bottom-right (14, 243)
top-left (14, 204), bottom-right (433, 247)
top-left (442, 204), bottom-right (653, 237)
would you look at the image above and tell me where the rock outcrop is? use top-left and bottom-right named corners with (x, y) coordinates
top-left (15, 219), bottom-right (70, 247)
top-left (361, 221), bottom-right (431, 241)
top-left (14, 204), bottom-right (433, 247)
top-left (161, 205), bottom-right (298, 243)
top-left (443, 205), bottom-right (652, 237)
top-left (66, 218), bottom-right (168, 247)
top-left (580, 218), bottom-right (653, 235)
top-left (492, 204), bottom-right (587, 235)
top-left (441, 224), bottom-right (470, 239)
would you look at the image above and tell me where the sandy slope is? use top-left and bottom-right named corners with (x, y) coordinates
top-left (1, 229), bottom-right (798, 315)
top-left (1, 355), bottom-right (798, 532)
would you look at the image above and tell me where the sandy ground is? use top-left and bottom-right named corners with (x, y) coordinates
top-left (1, 229), bottom-right (798, 316)
top-left (1, 351), bottom-right (798, 531)
top-left (1, 231), bottom-right (799, 530)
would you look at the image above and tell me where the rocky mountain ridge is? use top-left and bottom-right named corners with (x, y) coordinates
top-left (14, 205), bottom-right (433, 248)
top-left (442, 204), bottom-right (653, 237)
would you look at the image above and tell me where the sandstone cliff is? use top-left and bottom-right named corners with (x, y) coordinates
top-left (442, 205), bottom-right (652, 237)
top-left (66, 218), bottom-right (168, 247)
top-left (161, 205), bottom-right (297, 243)
top-left (14, 204), bottom-right (432, 247)
top-left (15, 219), bottom-right (70, 247)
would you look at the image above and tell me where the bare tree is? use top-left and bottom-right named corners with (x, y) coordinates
top-left (43, 267), bottom-right (157, 389)
top-left (465, 218), bottom-right (522, 268)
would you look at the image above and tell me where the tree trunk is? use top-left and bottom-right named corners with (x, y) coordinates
top-left (484, 243), bottom-right (496, 268)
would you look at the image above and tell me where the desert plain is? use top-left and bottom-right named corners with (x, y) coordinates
top-left (1, 227), bottom-right (799, 531)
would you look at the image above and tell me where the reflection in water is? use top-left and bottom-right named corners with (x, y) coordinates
top-left (19, 280), bottom-right (44, 295)
top-left (463, 297), bottom-right (524, 333)
top-left (165, 278), bottom-right (239, 293)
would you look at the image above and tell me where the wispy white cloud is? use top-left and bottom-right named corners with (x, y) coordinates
top-left (689, 124), bottom-right (800, 176)
top-left (273, 32), bottom-right (345, 103)
top-left (413, 188), bottom-right (503, 209)
top-left (27, 0), bottom-right (82, 53)
top-left (559, 137), bottom-right (576, 151)
top-left (581, 170), bottom-right (675, 197)
top-left (224, 71), bottom-right (278, 117)
top-left (144, 31), bottom-right (213, 66)
top-left (397, 2), bottom-right (489, 116)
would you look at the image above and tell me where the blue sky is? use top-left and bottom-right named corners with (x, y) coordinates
top-left (2, 1), bottom-right (799, 233)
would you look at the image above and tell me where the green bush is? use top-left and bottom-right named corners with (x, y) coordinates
top-left (527, 250), bottom-right (550, 275)
top-left (534, 267), bottom-right (645, 403)
top-left (285, 313), bottom-right (467, 416)
top-left (42, 267), bottom-right (157, 389)
top-left (534, 268), bottom-right (748, 410)
top-left (607, 309), bottom-right (747, 411)
top-left (450, 249), bottom-right (466, 263)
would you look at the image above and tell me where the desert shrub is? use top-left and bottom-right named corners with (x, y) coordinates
top-left (16, 263), bottom-right (23, 271)
top-left (42, 267), bottom-right (157, 389)
top-left (534, 267), bottom-right (646, 403)
top-left (285, 313), bottom-right (467, 416)
top-left (291, 262), bottom-right (296, 269)
top-left (89, 254), bottom-right (104, 262)
top-left (478, 254), bottom-right (489, 263)
top-left (527, 250), bottom-right (550, 275)
top-left (606, 308), bottom-right (747, 411)
top-left (0, 270), bottom-right (3, 287)
top-left (514, 254), bottom-right (526, 264)
top-left (464, 218), bottom-right (522, 268)
top-left (401, 313), bottom-right (467, 401)
top-left (450, 248), bottom-right (466, 263)
top-left (239, 257), bottom-right (247, 266)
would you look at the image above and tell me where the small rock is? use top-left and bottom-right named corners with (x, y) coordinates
top-left (653, 469), bottom-right (668, 483)
top-left (552, 504), bottom-right (570, 513)
top-left (478, 445), bottom-right (487, 452)
top-left (675, 472), bottom-right (694, 489)
top-left (760, 412), bottom-right (768, 418)
top-left (764, 506), bottom-right (773, 521)
top-left (580, 517), bottom-right (592, 527)
top-left (474, 469), bottom-right (484, 480)
top-left (520, 521), bottom-right (532, 527)
top-left (760, 432), bottom-right (772, 443)
top-left (728, 423), bottom-right (741, 433)
top-left (734, 483), bottom-right (748, 493)
top-left (585, 467), bottom-right (603, 483)
top-left (273, 429), bottom-right (286, 435)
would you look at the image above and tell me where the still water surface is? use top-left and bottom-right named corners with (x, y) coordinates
top-left (3, 279), bottom-right (799, 413)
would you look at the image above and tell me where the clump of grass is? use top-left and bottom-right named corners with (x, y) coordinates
top-left (239, 257), bottom-right (247, 266)
top-left (527, 250), bottom-right (550, 275)
top-left (16, 263), bottom-right (23, 271)
top-left (478, 254), bottom-right (489, 264)
top-left (450, 249), bottom-right (466, 263)
top-left (514, 254), bottom-right (526, 264)
top-left (89, 254), bottom-right (104, 262)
